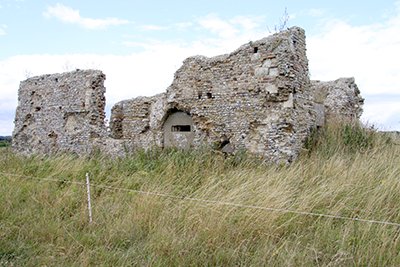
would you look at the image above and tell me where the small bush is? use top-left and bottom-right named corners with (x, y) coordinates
top-left (303, 117), bottom-right (388, 158)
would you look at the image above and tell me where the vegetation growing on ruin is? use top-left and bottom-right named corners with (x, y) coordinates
top-left (1, 119), bottom-right (399, 266)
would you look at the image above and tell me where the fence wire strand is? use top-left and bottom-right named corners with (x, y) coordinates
top-left (1, 171), bottom-right (400, 227)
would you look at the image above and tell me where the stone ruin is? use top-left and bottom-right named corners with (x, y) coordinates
top-left (12, 27), bottom-right (364, 162)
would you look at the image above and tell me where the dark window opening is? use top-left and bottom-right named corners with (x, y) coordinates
top-left (207, 92), bottom-right (213, 99)
top-left (171, 125), bottom-right (191, 132)
top-left (219, 140), bottom-right (230, 148)
top-left (198, 91), bottom-right (202, 99)
top-left (254, 47), bottom-right (258, 53)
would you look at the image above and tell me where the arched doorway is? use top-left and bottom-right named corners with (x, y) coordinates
top-left (163, 111), bottom-right (194, 149)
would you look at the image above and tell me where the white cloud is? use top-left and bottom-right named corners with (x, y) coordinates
top-left (0, 52), bottom-right (184, 135)
top-left (308, 19), bottom-right (400, 95)
top-left (43, 3), bottom-right (129, 30)
top-left (198, 13), bottom-right (240, 39)
top-left (2, 9), bottom-right (400, 135)
top-left (122, 34), bottom-right (137, 38)
top-left (0, 24), bottom-right (6, 35)
top-left (129, 14), bottom-right (270, 53)
top-left (175, 22), bottom-right (192, 30)
top-left (194, 14), bottom-right (271, 53)
top-left (229, 15), bottom-right (265, 30)
top-left (289, 13), bottom-right (297, 20)
top-left (362, 99), bottom-right (400, 130)
top-left (137, 24), bottom-right (170, 31)
top-left (308, 9), bottom-right (326, 17)
top-left (0, 13), bottom-right (275, 135)
top-left (136, 22), bottom-right (193, 32)
top-left (307, 6), bottom-right (400, 130)
top-left (0, 13), bottom-right (273, 135)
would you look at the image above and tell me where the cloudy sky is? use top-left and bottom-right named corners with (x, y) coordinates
top-left (1, 0), bottom-right (399, 135)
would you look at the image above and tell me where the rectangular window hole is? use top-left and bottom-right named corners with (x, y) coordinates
top-left (171, 125), bottom-right (191, 132)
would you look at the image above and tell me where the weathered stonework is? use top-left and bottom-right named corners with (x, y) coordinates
top-left (12, 70), bottom-right (107, 154)
top-left (108, 27), bottom-right (363, 161)
top-left (311, 78), bottom-right (364, 120)
top-left (13, 27), bottom-right (364, 162)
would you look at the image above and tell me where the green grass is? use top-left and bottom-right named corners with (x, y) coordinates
top-left (1, 119), bottom-right (400, 266)
top-left (0, 141), bottom-right (10, 147)
top-left (0, 136), bottom-right (11, 147)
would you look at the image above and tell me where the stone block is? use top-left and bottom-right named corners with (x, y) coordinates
top-left (255, 67), bottom-right (269, 76)
top-left (269, 68), bottom-right (279, 77)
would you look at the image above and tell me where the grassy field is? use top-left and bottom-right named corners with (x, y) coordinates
top-left (0, 136), bottom-right (11, 148)
top-left (1, 119), bottom-right (400, 266)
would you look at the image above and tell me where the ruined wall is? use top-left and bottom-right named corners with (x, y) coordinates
top-left (311, 78), bottom-right (364, 120)
top-left (110, 27), bottom-right (317, 161)
top-left (13, 27), bottom-right (364, 161)
top-left (167, 27), bottom-right (310, 160)
top-left (12, 70), bottom-right (107, 154)
top-left (109, 94), bottom-right (166, 150)
top-left (109, 27), bottom-right (364, 162)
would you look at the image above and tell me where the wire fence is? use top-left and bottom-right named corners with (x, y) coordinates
top-left (1, 171), bottom-right (400, 227)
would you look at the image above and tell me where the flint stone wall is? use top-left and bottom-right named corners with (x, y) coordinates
top-left (311, 78), bottom-right (364, 119)
top-left (12, 70), bottom-right (108, 154)
top-left (13, 27), bottom-right (364, 161)
top-left (109, 27), bottom-right (363, 161)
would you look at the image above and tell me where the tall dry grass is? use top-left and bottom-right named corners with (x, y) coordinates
top-left (1, 119), bottom-right (399, 266)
